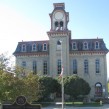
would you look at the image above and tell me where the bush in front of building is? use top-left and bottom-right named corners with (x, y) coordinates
top-left (38, 76), bottom-right (61, 102)
top-left (64, 75), bottom-right (91, 101)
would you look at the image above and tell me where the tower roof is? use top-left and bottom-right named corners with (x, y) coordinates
top-left (53, 3), bottom-right (65, 9)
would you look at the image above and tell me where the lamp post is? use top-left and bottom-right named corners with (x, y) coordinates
top-left (60, 40), bottom-right (64, 109)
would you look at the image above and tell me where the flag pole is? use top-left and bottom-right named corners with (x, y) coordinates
top-left (60, 40), bottom-right (64, 109)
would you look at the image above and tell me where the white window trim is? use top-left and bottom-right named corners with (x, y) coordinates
top-left (72, 42), bottom-right (77, 50)
top-left (95, 59), bottom-right (100, 73)
top-left (72, 59), bottom-right (77, 74)
top-left (22, 44), bottom-right (26, 52)
top-left (95, 41), bottom-right (100, 49)
top-left (43, 43), bottom-right (47, 51)
top-left (83, 42), bottom-right (88, 50)
top-left (32, 43), bottom-right (37, 51)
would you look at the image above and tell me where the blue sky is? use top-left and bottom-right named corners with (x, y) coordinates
top-left (0, 0), bottom-right (109, 77)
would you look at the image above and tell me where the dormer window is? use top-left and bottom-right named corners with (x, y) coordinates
top-left (72, 42), bottom-right (77, 50)
top-left (95, 41), bottom-right (99, 49)
top-left (22, 44), bottom-right (26, 52)
top-left (83, 42), bottom-right (88, 50)
top-left (43, 43), bottom-right (47, 51)
top-left (32, 43), bottom-right (37, 51)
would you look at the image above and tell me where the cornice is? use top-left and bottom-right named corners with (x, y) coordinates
top-left (47, 30), bottom-right (71, 37)
top-left (70, 51), bottom-right (108, 56)
top-left (14, 52), bottom-right (49, 57)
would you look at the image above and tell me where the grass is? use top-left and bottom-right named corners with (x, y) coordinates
top-left (65, 102), bottom-right (102, 107)
top-left (0, 101), bottom-right (102, 108)
top-left (39, 101), bottom-right (102, 107)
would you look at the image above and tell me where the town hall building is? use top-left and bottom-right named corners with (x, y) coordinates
top-left (14, 3), bottom-right (108, 98)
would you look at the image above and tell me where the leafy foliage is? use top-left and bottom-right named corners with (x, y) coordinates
top-left (0, 53), bottom-right (91, 102)
top-left (23, 73), bottom-right (41, 102)
top-left (0, 53), bottom-right (11, 73)
top-left (64, 75), bottom-right (91, 99)
top-left (0, 72), bottom-right (25, 102)
top-left (0, 72), bottom-right (41, 103)
top-left (38, 76), bottom-right (61, 101)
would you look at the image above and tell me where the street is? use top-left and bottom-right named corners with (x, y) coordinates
top-left (42, 104), bottom-right (109, 109)
top-left (1, 104), bottom-right (109, 109)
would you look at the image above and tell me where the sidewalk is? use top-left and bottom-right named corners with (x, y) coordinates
top-left (1, 104), bottom-right (109, 109)
top-left (42, 104), bottom-right (109, 109)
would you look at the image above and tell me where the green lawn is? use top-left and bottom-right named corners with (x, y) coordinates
top-left (65, 102), bottom-right (102, 107)
top-left (40, 101), bottom-right (102, 107)
top-left (0, 101), bottom-right (102, 108)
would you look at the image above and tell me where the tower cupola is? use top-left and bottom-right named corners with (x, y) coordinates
top-left (49, 3), bottom-right (69, 31)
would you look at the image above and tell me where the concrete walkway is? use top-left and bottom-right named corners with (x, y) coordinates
top-left (1, 104), bottom-right (109, 109)
top-left (42, 104), bottom-right (109, 109)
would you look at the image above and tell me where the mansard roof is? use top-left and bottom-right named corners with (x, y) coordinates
top-left (13, 40), bottom-right (49, 56)
top-left (70, 38), bottom-right (108, 51)
top-left (13, 38), bottom-right (108, 56)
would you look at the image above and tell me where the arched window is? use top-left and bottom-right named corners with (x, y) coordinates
top-left (57, 40), bottom-right (62, 45)
top-left (32, 43), bottom-right (37, 51)
top-left (72, 42), bottom-right (77, 50)
top-left (33, 61), bottom-right (37, 74)
top-left (22, 44), bottom-right (26, 52)
top-left (95, 41), bottom-right (99, 49)
top-left (55, 21), bottom-right (59, 30)
top-left (95, 82), bottom-right (102, 96)
top-left (73, 59), bottom-right (77, 74)
top-left (43, 43), bottom-right (47, 51)
top-left (83, 42), bottom-right (88, 50)
top-left (57, 59), bottom-right (61, 74)
top-left (43, 61), bottom-right (48, 75)
top-left (60, 21), bottom-right (63, 27)
top-left (95, 59), bottom-right (100, 73)
top-left (60, 21), bottom-right (63, 30)
top-left (84, 59), bottom-right (88, 73)
top-left (55, 21), bottom-right (58, 27)
top-left (57, 40), bottom-right (62, 50)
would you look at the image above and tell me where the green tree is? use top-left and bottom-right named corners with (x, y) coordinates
top-left (64, 75), bottom-right (91, 99)
top-left (23, 73), bottom-right (41, 102)
top-left (0, 72), bottom-right (41, 103)
top-left (0, 52), bottom-right (14, 76)
top-left (0, 72), bottom-right (26, 102)
top-left (0, 54), bottom-right (9, 72)
top-left (38, 76), bottom-right (61, 101)
top-left (0, 53), bottom-right (41, 103)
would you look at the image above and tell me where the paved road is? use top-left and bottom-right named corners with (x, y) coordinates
top-left (1, 104), bottom-right (109, 109)
top-left (42, 104), bottom-right (109, 109)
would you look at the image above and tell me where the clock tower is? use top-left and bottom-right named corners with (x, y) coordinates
top-left (50, 3), bottom-right (69, 31)
top-left (47, 3), bottom-right (71, 77)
